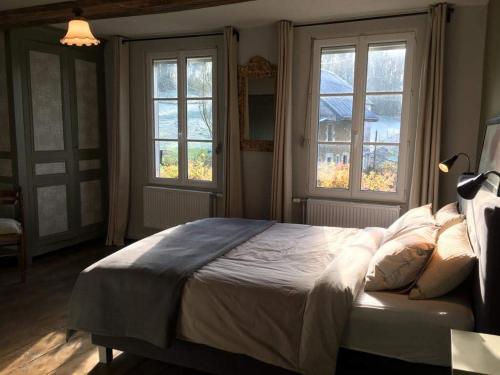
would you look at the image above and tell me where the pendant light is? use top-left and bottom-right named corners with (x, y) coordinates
top-left (60, 7), bottom-right (100, 47)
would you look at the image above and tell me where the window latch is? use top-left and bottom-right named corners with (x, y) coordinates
top-left (215, 142), bottom-right (222, 155)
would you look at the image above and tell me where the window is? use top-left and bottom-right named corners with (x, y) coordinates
top-left (149, 50), bottom-right (217, 188)
top-left (309, 34), bottom-right (414, 201)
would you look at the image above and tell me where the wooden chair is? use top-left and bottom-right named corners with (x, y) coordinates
top-left (0, 188), bottom-right (26, 282)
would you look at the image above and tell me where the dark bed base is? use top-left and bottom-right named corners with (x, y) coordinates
top-left (92, 335), bottom-right (297, 375)
top-left (92, 335), bottom-right (449, 375)
top-left (336, 348), bottom-right (449, 375)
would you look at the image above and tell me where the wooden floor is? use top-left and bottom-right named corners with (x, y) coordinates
top-left (0, 240), bottom-right (204, 375)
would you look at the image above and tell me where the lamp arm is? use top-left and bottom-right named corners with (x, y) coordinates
top-left (457, 152), bottom-right (471, 173)
top-left (484, 171), bottom-right (500, 178)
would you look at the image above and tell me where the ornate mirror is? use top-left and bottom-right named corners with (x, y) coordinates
top-left (238, 56), bottom-right (276, 152)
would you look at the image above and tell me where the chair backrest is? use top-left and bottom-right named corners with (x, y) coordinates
top-left (0, 188), bottom-right (23, 223)
top-left (0, 189), bottom-right (20, 205)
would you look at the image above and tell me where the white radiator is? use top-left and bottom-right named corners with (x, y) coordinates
top-left (306, 199), bottom-right (400, 228)
top-left (143, 186), bottom-right (213, 230)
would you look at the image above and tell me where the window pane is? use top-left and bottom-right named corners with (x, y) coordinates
top-left (320, 47), bottom-right (355, 94)
top-left (154, 100), bottom-right (178, 139)
top-left (187, 99), bottom-right (213, 140)
top-left (317, 144), bottom-right (350, 189)
top-left (188, 142), bottom-right (213, 181)
top-left (361, 145), bottom-right (399, 192)
top-left (155, 141), bottom-right (178, 179)
top-left (364, 94), bottom-right (402, 143)
top-left (187, 57), bottom-right (212, 98)
top-left (318, 96), bottom-right (352, 142)
top-left (154, 60), bottom-right (177, 98)
top-left (366, 43), bottom-right (406, 93)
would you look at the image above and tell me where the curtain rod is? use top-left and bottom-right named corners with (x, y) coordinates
top-left (120, 7), bottom-right (453, 43)
top-left (122, 29), bottom-right (240, 44)
top-left (294, 8), bottom-right (454, 28)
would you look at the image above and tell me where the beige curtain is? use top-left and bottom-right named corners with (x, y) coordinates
top-left (270, 21), bottom-right (294, 222)
top-left (105, 36), bottom-right (130, 246)
top-left (223, 26), bottom-right (244, 217)
top-left (409, 4), bottom-right (448, 209)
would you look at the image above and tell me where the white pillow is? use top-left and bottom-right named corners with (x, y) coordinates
top-left (409, 221), bottom-right (475, 299)
top-left (385, 204), bottom-right (435, 242)
top-left (435, 202), bottom-right (464, 234)
top-left (0, 218), bottom-right (22, 235)
top-left (365, 225), bottom-right (437, 291)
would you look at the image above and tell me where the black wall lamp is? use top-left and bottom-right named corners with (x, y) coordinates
top-left (457, 171), bottom-right (500, 199)
top-left (438, 152), bottom-right (472, 174)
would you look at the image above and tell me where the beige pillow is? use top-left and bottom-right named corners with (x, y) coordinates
top-left (0, 218), bottom-right (22, 235)
top-left (409, 221), bottom-right (475, 299)
top-left (365, 225), bottom-right (437, 291)
top-left (435, 202), bottom-right (464, 233)
top-left (385, 204), bottom-right (435, 242)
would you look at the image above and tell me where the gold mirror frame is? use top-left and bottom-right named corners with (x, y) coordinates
top-left (238, 56), bottom-right (277, 152)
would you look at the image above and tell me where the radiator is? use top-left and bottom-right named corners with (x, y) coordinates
top-left (143, 186), bottom-right (213, 230)
top-left (306, 199), bottom-right (400, 228)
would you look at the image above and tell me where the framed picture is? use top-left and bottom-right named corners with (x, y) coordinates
top-left (478, 116), bottom-right (500, 195)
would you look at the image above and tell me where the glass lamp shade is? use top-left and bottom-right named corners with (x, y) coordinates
top-left (438, 162), bottom-right (449, 173)
top-left (60, 19), bottom-right (100, 46)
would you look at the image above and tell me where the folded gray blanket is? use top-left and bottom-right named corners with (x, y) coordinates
top-left (67, 217), bottom-right (274, 348)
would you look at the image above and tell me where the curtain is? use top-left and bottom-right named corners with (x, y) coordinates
top-left (270, 21), bottom-right (294, 222)
top-left (105, 36), bottom-right (130, 246)
top-left (223, 26), bottom-right (244, 217)
top-left (409, 4), bottom-right (448, 208)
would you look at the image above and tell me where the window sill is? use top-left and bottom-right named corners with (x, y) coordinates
top-left (145, 182), bottom-right (221, 196)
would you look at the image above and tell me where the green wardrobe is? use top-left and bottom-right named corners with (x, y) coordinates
top-left (8, 27), bottom-right (107, 260)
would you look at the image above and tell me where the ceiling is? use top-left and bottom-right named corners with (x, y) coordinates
top-left (1, 0), bottom-right (489, 37)
top-left (0, 0), bottom-right (61, 10)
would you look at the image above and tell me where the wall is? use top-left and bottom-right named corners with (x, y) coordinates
top-left (479, 0), bottom-right (500, 150)
top-left (124, 7), bottom-right (488, 238)
top-left (0, 31), bottom-right (14, 192)
top-left (439, 5), bottom-right (487, 207)
top-left (238, 25), bottom-right (277, 219)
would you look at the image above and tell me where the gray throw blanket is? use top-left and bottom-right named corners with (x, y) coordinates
top-left (67, 218), bottom-right (273, 348)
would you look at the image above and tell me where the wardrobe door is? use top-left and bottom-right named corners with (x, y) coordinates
top-left (25, 43), bottom-right (78, 254)
top-left (71, 53), bottom-right (107, 239)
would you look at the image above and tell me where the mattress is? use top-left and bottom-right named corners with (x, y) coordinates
top-left (341, 289), bottom-right (474, 367)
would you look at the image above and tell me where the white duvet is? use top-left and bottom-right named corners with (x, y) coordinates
top-left (177, 223), bottom-right (385, 374)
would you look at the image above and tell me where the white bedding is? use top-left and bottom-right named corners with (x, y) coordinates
top-left (341, 289), bottom-right (474, 366)
top-left (177, 223), bottom-right (385, 374)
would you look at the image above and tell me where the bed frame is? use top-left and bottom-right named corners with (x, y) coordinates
top-left (458, 185), bottom-right (500, 335)
top-left (91, 185), bottom-right (500, 374)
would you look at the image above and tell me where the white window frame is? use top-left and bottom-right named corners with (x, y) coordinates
top-left (308, 32), bottom-right (415, 203)
top-left (146, 48), bottom-right (218, 189)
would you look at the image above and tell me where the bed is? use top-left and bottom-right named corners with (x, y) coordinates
top-left (67, 184), bottom-right (500, 375)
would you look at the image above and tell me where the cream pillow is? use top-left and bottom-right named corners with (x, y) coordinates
top-left (0, 218), bottom-right (22, 235)
top-left (365, 225), bottom-right (436, 291)
top-left (385, 204), bottom-right (435, 242)
top-left (435, 202), bottom-right (464, 233)
top-left (409, 221), bottom-right (475, 299)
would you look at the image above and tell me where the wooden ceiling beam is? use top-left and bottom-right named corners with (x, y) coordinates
top-left (0, 0), bottom-right (255, 28)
